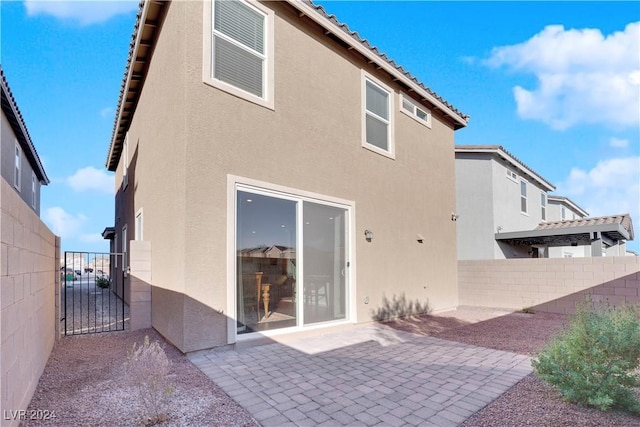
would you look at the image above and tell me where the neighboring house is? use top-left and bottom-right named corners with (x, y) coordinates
top-left (455, 145), bottom-right (634, 260)
top-left (1, 66), bottom-right (49, 211)
top-left (104, 0), bottom-right (468, 352)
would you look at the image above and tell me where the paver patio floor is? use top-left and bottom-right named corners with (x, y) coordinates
top-left (189, 324), bottom-right (532, 426)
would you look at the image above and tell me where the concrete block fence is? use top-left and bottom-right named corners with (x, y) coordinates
top-left (458, 256), bottom-right (640, 314)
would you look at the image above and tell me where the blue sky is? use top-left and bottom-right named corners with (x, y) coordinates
top-left (2, 1), bottom-right (639, 254)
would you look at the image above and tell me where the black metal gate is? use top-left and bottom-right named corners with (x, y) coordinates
top-left (62, 251), bottom-right (128, 336)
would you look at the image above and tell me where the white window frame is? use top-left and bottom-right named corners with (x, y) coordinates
top-left (123, 133), bottom-right (129, 189)
top-left (14, 141), bottom-right (21, 190)
top-left (31, 172), bottom-right (37, 209)
top-left (540, 192), bottom-right (547, 222)
top-left (400, 94), bottom-right (431, 128)
top-left (226, 174), bottom-right (357, 345)
top-left (203, 0), bottom-right (274, 110)
top-left (122, 225), bottom-right (128, 270)
top-left (114, 234), bottom-right (118, 268)
top-left (361, 71), bottom-right (395, 159)
top-left (561, 207), bottom-right (566, 221)
top-left (520, 179), bottom-right (528, 214)
top-left (135, 209), bottom-right (143, 241)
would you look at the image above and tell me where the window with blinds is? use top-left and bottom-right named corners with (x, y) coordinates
top-left (363, 75), bottom-right (394, 158)
top-left (212, 0), bottom-right (266, 98)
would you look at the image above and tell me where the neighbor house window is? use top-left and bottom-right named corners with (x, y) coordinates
top-left (31, 172), bottom-right (37, 209)
top-left (561, 207), bottom-right (566, 220)
top-left (401, 94), bottom-right (431, 128)
top-left (14, 142), bottom-right (21, 190)
top-left (362, 73), bottom-right (394, 157)
top-left (123, 133), bottom-right (129, 189)
top-left (520, 179), bottom-right (528, 214)
top-left (210, 0), bottom-right (273, 107)
top-left (540, 192), bottom-right (547, 221)
top-left (135, 210), bottom-right (143, 241)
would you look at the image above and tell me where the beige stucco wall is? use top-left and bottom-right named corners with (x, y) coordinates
top-left (1, 178), bottom-right (58, 425)
top-left (115, 1), bottom-right (460, 352)
top-left (458, 256), bottom-right (640, 314)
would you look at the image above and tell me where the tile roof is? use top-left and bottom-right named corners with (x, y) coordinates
top-left (0, 66), bottom-right (49, 184)
top-left (300, 0), bottom-right (468, 122)
top-left (536, 213), bottom-right (634, 240)
top-left (107, 0), bottom-right (469, 169)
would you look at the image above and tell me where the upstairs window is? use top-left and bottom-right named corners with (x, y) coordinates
top-left (123, 133), bottom-right (129, 189)
top-left (520, 179), bottom-right (528, 214)
top-left (401, 95), bottom-right (432, 128)
top-left (210, 0), bottom-right (272, 107)
top-left (135, 209), bottom-right (143, 241)
top-left (31, 173), bottom-right (37, 209)
top-left (362, 74), bottom-right (394, 158)
top-left (561, 207), bottom-right (566, 220)
top-left (14, 142), bottom-right (21, 190)
top-left (540, 192), bottom-right (547, 221)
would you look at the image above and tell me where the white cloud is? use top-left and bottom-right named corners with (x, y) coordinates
top-left (609, 137), bottom-right (629, 148)
top-left (556, 157), bottom-right (639, 232)
top-left (66, 166), bottom-right (114, 194)
top-left (100, 107), bottom-right (113, 119)
top-left (44, 207), bottom-right (88, 239)
top-left (24, 0), bottom-right (138, 25)
top-left (485, 22), bottom-right (640, 130)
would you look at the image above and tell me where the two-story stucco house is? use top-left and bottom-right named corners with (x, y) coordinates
top-left (104, 0), bottom-right (469, 352)
top-left (455, 145), bottom-right (633, 260)
top-left (1, 66), bottom-right (49, 212)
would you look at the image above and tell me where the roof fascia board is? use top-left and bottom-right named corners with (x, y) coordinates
top-left (495, 222), bottom-right (630, 241)
top-left (287, 0), bottom-right (468, 128)
top-left (107, 0), bottom-right (152, 171)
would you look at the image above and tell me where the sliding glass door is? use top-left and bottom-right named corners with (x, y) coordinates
top-left (303, 202), bottom-right (347, 325)
top-left (236, 186), bottom-right (349, 335)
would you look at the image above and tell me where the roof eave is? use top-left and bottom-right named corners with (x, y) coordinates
top-left (0, 70), bottom-right (50, 185)
top-left (286, 0), bottom-right (468, 129)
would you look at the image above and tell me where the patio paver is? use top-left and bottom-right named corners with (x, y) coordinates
top-left (189, 325), bottom-right (531, 426)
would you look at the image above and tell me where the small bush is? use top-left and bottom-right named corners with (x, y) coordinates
top-left (96, 277), bottom-right (110, 289)
top-left (124, 336), bottom-right (175, 425)
top-left (532, 300), bottom-right (640, 413)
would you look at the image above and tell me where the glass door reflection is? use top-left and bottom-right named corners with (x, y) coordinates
top-left (236, 191), bottom-right (297, 334)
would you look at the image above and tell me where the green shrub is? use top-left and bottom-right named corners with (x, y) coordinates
top-left (96, 277), bottom-right (110, 289)
top-left (532, 300), bottom-right (640, 413)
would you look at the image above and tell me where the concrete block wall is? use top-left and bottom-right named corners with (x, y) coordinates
top-left (128, 240), bottom-right (151, 331)
top-left (1, 179), bottom-right (58, 426)
top-left (458, 256), bottom-right (640, 314)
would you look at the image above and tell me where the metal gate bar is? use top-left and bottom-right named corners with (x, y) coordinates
top-left (62, 251), bottom-right (129, 336)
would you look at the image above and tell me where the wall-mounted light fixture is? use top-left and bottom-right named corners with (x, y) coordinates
top-left (364, 229), bottom-right (373, 242)
top-left (417, 234), bottom-right (424, 244)
top-left (496, 225), bottom-right (503, 233)
top-left (451, 212), bottom-right (459, 221)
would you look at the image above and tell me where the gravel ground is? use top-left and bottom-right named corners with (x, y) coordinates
top-left (22, 329), bottom-right (258, 427)
top-left (384, 306), bottom-right (640, 427)
top-left (23, 306), bottom-right (640, 426)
